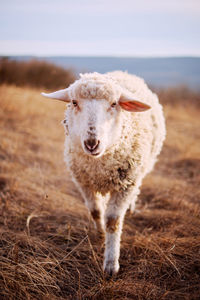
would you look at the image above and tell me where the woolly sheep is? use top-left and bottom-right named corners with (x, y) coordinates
top-left (42, 71), bottom-right (166, 275)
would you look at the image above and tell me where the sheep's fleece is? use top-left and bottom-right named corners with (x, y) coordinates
top-left (42, 71), bottom-right (166, 276)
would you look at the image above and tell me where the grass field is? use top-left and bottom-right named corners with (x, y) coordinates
top-left (0, 84), bottom-right (200, 299)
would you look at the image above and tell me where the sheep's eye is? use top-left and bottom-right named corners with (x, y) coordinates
top-left (111, 102), bottom-right (117, 108)
top-left (72, 100), bottom-right (78, 107)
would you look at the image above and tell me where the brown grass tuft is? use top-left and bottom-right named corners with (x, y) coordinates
top-left (0, 84), bottom-right (200, 299)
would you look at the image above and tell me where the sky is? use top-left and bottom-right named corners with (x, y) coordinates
top-left (0, 0), bottom-right (200, 57)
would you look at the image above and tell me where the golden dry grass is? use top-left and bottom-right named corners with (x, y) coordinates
top-left (0, 84), bottom-right (200, 299)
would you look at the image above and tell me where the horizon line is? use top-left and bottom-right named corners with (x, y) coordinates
top-left (1, 54), bottom-right (200, 59)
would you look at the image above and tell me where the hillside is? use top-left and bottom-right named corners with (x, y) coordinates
top-left (0, 84), bottom-right (200, 299)
top-left (5, 56), bottom-right (200, 90)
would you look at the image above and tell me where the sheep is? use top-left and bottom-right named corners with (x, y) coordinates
top-left (42, 71), bottom-right (166, 276)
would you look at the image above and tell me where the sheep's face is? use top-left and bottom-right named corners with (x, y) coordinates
top-left (41, 74), bottom-right (151, 158)
top-left (66, 98), bottom-right (122, 158)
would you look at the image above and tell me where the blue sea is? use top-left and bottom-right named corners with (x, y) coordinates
top-left (9, 56), bottom-right (200, 90)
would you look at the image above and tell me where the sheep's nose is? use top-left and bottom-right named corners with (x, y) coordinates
top-left (84, 138), bottom-right (100, 152)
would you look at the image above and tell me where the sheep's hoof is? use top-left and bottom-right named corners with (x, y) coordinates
top-left (103, 260), bottom-right (119, 278)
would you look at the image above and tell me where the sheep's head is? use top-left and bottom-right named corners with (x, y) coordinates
top-left (42, 73), bottom-right (151, 158)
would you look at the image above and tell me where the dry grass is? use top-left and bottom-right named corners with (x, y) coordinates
top-left (0, 84), bottom-right (200, 300)
top-left (0, 58), bottom-right (76, 90)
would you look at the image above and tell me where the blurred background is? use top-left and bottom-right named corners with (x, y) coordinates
top-left (0, 0), bottom-right (200, 90)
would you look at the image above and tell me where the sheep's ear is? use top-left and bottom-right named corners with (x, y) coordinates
top-left (41, 88), bottom-right (70, 102)
top-left (119, 94), bottom-right (151, 112)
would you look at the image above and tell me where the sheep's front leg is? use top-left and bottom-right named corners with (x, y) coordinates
top-left (103, 188), bottom-right (137, 275)
top-left (73, 180), bottom-right (105, 234)
top-left (83, 191), bottom-right (105, 234)
top-left (89, 194), bottom-right (105, 235)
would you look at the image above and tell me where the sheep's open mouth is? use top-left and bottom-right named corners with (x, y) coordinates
top-left (83, 146), bottom-right (101, 157)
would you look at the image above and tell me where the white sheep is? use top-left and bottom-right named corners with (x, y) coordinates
top-left (42, 71), bottom-right (166, 275)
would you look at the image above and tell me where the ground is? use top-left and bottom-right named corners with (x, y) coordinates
top-left (0, 84), bottom-right (200, 299)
